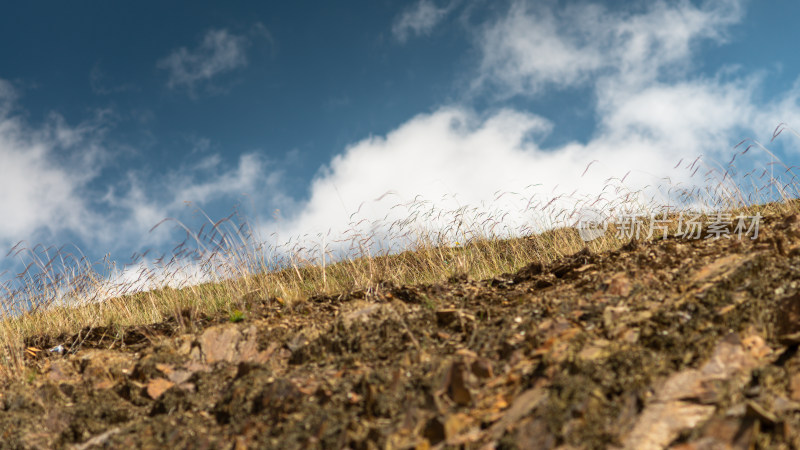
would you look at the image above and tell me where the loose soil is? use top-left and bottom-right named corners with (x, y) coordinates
top-left (6, 211), bottom-right (800, 449)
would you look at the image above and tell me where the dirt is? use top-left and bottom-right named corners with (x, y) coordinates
top-left (6, 211), bottom-right (800, 449)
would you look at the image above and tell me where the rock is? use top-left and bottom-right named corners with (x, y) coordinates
top-left (623, 334), bottom-right (765, 450)
top-left (515, 417), bottom-right (556, 450)
top-left (44, 359), bottom-right (77, 384)
top-left (606, 272), bottom-right (632, 296)
top-left (790, 373), bottom-right (800, 402)
top-left (443, 413), bottom-right (473, 442)
top-left (146, 378), bottom-right (175, 400)
top-left (670, 416), bottom-right (756, 450)
top-left (577, 339), bottom-right (611, 362)
top-left (443, 361), bottom-right (473, 406)
top-left (340, 302), bottom-right (384, 327)
top-left (422, 417), bottom-right (445, 446)
top-left (78, 349), bottom-right (135, 387)
top-left (745, 400), bottom-right (777, 426)
top-left (777, 293), bottom-right (800, 337)
top-left (197, 325), bottom-right (268, 365)
top-left (487, 386), bottom-right (546, 442)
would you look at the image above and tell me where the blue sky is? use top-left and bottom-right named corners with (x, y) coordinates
top-left (1, 0), bottom-right (799, 290)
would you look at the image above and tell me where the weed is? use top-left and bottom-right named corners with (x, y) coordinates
top-left (229, 309), bottom-right (245, 323)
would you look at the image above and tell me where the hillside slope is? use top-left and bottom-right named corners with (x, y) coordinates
top-left (3, 210), bottom-right (800, 449)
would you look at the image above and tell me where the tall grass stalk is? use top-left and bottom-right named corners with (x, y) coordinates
top-left (0, 138), bottom-right (797, 381)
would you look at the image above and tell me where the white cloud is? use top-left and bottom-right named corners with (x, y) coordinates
top-left (392, 0), bottom-right (453, 43)
top-left (475, 0), bottom-right (743, 96)
top-left (0, 79), bottom-right (284, 266)
top-left (88, 259), bottom-right (213, 303)
top-left (264, 0), bottom-right (795, 254)
top-left (171, 153), bottom-right (275, 206)
top-left (158, 29), bottom-right (250, 91)
top-left (267, 99), bottom-right (730, 250)
top-left (97, 151), bottom-right (286, 250)
top-left (0, 87), bottom-right (107, 245)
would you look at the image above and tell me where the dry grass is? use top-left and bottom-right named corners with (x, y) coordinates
top-left (0, 126), bottom-right (798, 380)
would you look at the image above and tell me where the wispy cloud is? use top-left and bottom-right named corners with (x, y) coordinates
top-left (474, 0), bottom-right (743, 96)
top-left (90, 63), bottom-right (137, 95)
top-left (96, 151), bottom-right (286, 250)
top-left (392, 0), bottom-right (454, 43)
top-left (0, 79), bottom-right (16, 111)
top-left (157, 28), bottom-right (251, 92)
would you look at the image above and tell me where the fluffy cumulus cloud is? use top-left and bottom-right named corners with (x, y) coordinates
top-left (157, 28), bottom-right (250, 91)
top-left (0, 85), bottom-right (106, 245)
top-left (0, 79), bottom-right (282, 263)
top-left (392, 0), bottom-right (453, 43)
top-left (268, 0), bottom-right (797, 251)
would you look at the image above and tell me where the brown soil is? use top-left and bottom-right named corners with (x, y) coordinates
top-left (6, 211), bottom-right (800, 449)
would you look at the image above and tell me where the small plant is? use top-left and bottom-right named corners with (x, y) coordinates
top-left (25, 368), bottom-right (37, 384)
top-left (229, 309), bottom-right (245, 323)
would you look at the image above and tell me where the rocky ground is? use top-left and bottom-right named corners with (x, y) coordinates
top-left (4, 211), bottom-right (800, 449)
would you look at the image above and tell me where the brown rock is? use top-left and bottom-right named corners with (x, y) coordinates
top-left (443, 362), bottom-right (473, 406)
top-left (93, 379), bottom-right (116, 390)
top-left (516, 417), bottom-right (556, 450)
top-left (167, 369), bottom-right (192, 385)
top-left (691, 254), bottom-right (746, 284)
top-left (623, 334), bottom-right (763, 450)
top-left (443, 413), bottom-right (472, 441)
top-left (790, 373), bottom-right (800, 402)
top-left (607, 272), bottom-right (631, 296)
top-left (776, 293), bottom-right (800, 337)
top-left (78, 349), bottom-right (135, 385)
top-left (745, 400), bottom-right (777, 425)
top-left (44, 360), bottom-right (76, 383)
top-left (197, 325), bottom-right (268, 365)
top-left (487, 386), bottom-right (546, 442)
top-left (198, 325), bottom-right (241, 364)
top-left (146, 378), bottom-right (175, 400)
top-left (422, 417), bottom-right (445, 446)
top-left (577, 339), bottom-right (611, 362)
top-left (341, 302), bottom-right (384, 327)
top-left (671, 416), bottom-right (756, 450)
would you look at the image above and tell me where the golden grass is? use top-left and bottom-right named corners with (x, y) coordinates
top-left (0, 132), bottom-right (798, 380)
